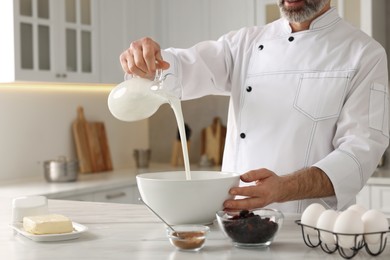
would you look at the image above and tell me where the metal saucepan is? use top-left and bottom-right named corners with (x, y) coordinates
top-left (44, 156), bottom-right (78, 182)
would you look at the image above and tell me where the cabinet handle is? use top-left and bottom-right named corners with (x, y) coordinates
top-left (105, 191), bottom-right (126, 200)
top-left (55, 73), bottom-right (67, 78)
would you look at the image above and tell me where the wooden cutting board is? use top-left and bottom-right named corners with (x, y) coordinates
top-left (200, 117), bottom-right (226, 165)
top-left (72, 106), bottom-right (113, 173)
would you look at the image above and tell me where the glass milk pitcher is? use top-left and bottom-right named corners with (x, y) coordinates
top-left (108, 70), bottom-right (174, 121)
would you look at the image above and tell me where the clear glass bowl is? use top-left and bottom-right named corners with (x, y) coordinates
top-left (216, 208), bottom-right (284, 248)
top-left (166, 225), bottom-right (210, 251)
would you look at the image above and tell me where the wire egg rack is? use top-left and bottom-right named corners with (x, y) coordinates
top-left (295, 220), bottom-right (390, 259)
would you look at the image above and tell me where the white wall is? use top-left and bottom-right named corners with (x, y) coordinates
top-left (0, 83), bottom-right (148, 181)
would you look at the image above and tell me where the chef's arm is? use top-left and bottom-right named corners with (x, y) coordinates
top-left (278, 167), bottom-right (335, 202)
top-left (224, 167), bottom-right (334, 210)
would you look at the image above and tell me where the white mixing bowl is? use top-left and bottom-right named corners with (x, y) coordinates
top-left (136, 171), bottom-right (240, 225)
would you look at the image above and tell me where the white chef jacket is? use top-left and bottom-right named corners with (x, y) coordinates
top-left (161, 8), bottom-right (389, 213)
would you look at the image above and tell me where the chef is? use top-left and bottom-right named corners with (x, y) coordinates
top-left (120, 0), bottom-right (389, 213)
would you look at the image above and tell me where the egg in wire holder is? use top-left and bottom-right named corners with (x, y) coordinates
top-left (295, 220), bottom-right (390, 259)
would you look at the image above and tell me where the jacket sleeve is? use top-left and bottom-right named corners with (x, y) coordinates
top-left (314, 43), bottom-right (389, 210)
top-left (160, 40), bottom-right (232, 100)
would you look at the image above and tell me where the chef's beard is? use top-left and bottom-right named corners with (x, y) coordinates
top-left (277, 0), bottom-right (329, 23)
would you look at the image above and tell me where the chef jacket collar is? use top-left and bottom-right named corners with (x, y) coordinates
top-left (283, 7), bottom-right (341, 33)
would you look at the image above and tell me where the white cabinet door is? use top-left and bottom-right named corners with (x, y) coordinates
top-left (370, 185), bottom-right (390, 217)
top-left (55, 0), bottom-right (100, 83)
top-left (207, 0), bottom-right (256, 40)
top-left (2, 0), bottom-right (57, 82)
top-left (159, 0), bottom-right (209, 48)
top-left (98, 0), bottom-right (126, 84)
top-left (118, 0), bottom-right (257, 66)
top-left (0, 0), bottom-right (100, 83)
top-left (101, 0), bottom-right (164, 84)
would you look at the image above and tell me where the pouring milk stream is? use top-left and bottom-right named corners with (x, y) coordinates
top-left (108, 70), bottom-right (192, 180)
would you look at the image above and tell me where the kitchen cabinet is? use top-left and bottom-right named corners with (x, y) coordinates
top-left (0, 0), bottom-right (99, 83)
top-left (369, 185), bottom-right (390, 217)
top-left (1, 0), bottom-right (387, 83)
top-left (60, 185), bottom-right (141, 204)
top-left (99, 0), bottom-right (257, 83)
top-left (159, 0), bottom-right (256, 48)
top-left (61, 192), bottom-right (95, 202)
top-left (98, 0), bottom-right (162, 84)
top-left (93, 186), bottom-right (141, 204)
top-left (207, 0), bottom-right (256, 40)
top-left (97, 0), bottom-right (126, 84)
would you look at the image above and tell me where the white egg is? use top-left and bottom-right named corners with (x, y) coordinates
top-left (301, 203), bottom-right (326, 235)
top-left (316, 209), bottom-right (339, 245)
top-left (348, 204), bottom-right (367, 218)
top-left (333, 209), bottom-right (364, 248)
top-left (362, 209), bottom-right (389, 245)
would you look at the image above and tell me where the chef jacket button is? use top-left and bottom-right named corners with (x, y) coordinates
top-left (240, 133), bottom-right (246, 139)
top-left (246, 86), bottom-right (252, 92)
top-left (258, 45), bottom-right (264, 50)
top-left (288, 36), bottom-right (294, 42)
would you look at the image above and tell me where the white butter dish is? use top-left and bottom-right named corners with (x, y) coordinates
top-left (10, 222), bottom-right (87, 242)
top-left (12, 196), bottom-right (49, 223)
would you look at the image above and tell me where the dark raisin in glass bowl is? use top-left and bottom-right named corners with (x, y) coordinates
top-left (216, 208), bottom-right (284, 248)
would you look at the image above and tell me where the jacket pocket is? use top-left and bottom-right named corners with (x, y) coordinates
top-left (294, 71), bottom-right (350, 121)
top-left (369, 83), bottom-right (389, 136)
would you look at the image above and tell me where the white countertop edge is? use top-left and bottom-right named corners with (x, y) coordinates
top-left (0, 163), bottom-right (221, 199)
top-left (1, 164), bottom-right (389, 199)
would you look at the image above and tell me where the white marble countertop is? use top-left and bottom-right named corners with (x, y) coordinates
top-left (0, 164), bottom-right (389, 203)
top-left (0, 198), bottom-right (389, 260)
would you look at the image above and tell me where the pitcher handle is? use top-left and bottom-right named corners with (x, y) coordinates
top-left (124, 69), bottom-right (172, 82)
top-left (124, 73), bottom-right (133, 81)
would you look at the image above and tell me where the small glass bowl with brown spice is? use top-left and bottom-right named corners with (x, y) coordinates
top-left (166, 225), bottom-right (210, 251)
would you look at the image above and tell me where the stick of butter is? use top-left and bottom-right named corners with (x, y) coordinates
top-left (23, 214), bottom-right (73, 235)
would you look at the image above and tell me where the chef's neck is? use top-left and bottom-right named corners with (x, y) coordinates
top-left (289, 3), bottom-right (331, 32)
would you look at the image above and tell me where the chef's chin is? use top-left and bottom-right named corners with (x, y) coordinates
top-left (277, 0), bottom-right (329, 24)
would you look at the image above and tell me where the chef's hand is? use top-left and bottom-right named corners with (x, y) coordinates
top-left (120, 37), bottom-right (170, 79)
top-left (223, 169), bottom-right (282, 210)
top-left (223, 167), bottom-right (335, 210)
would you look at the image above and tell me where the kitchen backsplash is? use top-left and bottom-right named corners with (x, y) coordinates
top-left (149, 95), bottom-right (229, 164)
top-left (0, 83), bottom-right (148, 181)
